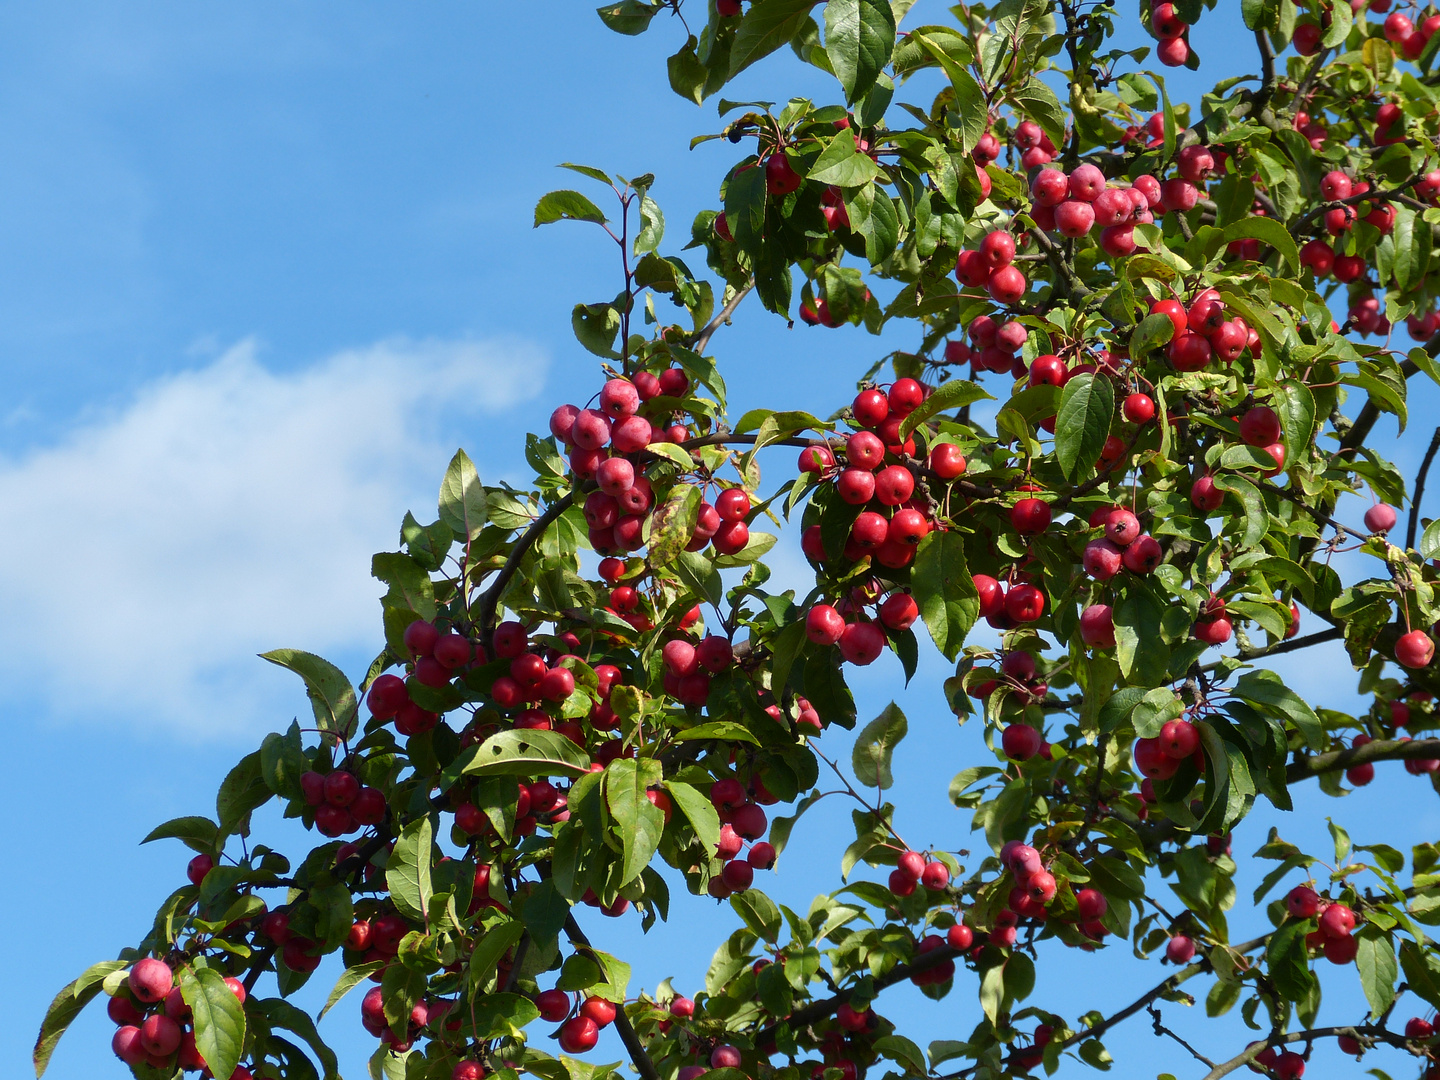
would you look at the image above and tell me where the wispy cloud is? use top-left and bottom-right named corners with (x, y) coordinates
top-left (0, 336), bottom-right (546, 739)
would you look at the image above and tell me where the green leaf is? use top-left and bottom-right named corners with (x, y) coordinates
top-left (438, 449), bottom-right (488, 541)
top-left (731, 889), bottom-right (783, 943)
top-left (1265, 919), bottom-right (1313, 1003)
top-left (386, 816), bottom-right (434, 923)
top-left (572, 302), bottom-right (622, 358)
top-left (596, 0), bottom-right (661, 36)
top-left (259, 650), bottom-right (358, 740)
top-left (664, 780), bottom-right (721, 855)
top-left (559, 163), bottom-right (613, 185)
top-left (725, 158), bottom-right (768, 249)
top-left (181, 967), bottom-right (246, 1080)
top-left (1114, 586), bottom-right (1169, 686)
top-left (648, 484), bottom-right (701, 568)
top-left (142, 815), bottom-right (219, 854)
top-left (372, 552), bottom-right (437, 621)
top-left (215, 750), bottom-right (272, 839)
top-left (520, 878), bottom-right (571, 947)
top-left (1129, 313), bottom-right (1176, 361)
top-left (1220, 216), bottom-right (1298, 274)
top-left (910, 32), bottom-right (985, 153)
top-left (1054, 374), bottom-right (1115, 480)
top-left (912, 531), bottom-right (979, 660)
top-left (534, 189), bottom-right (608, 227)
top-left (1402, 938), bottom-right (1440, 1010)
top-left (1234, 669), bottom-right (1324, 751)
top-left (730, 0), bottom-right (821, 78)
top-left (851, 702), bottom-right (907, 790)
top-left (255, 997), bottom-right (339, 1080)
top-left (636, 193), bottom-right (665, 255)
top-left (1421, 519), bottom-right (1440, 561)
top-left (318, 961), bottom-right (386, 1020)
top-left (449, 729), bottom-right (592, 781)
top-left (1212, 474), bottom-right (1268, 548)
top-left (1356, 926), bottom-right (1397, 1018)
top-left (806, 133), bottom-right (882, 187)
top-left (1009, 76), bottom-right (1065, 152)
top-left (824, 0), bottom-right (896, 104)
top-left (33, 961), bottom-right (126, 1077)
top-left (604, 757), bottom-right (667, 885)
top-left (899, 379), bottom-right (993, 439)
top-left (1321, 0), bottom-right (1352, 46)
top-left (260, 722), bottom-right (309, 803)
top-left (1274, 380), bottom-right (1316, 455)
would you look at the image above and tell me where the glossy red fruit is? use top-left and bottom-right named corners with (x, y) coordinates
top-left (1134, 737), bottom-right (1180, 779)
top-left (1010, 497), bottom-right (1052, 534)
top-left (1122, 535), bottom-right (1163, 573)
top-left (872, 465), bottom-right (914, 506)
top-left (1159, 719), bottom-right (1200, 759)
top-left (1029, 354), bottom-right (1069, 387)
top-left (1104, 508), bottom-right (1140, 546)
top-left (129, 958), bottom-right (173, 1004)
top-left (1239, 406), bottom-right (1281, 447)
top-left (1079, 604), bottom-right (1115, 648)
top-left (879, 592), bottom-right (919, 630)
top-left (1005, 584), bottom-right (1045, 623)
top-left (974, 574), bottom-right (1005, 617)
top-left (987, 265), bottom-right (1027, 305)
top-left (928, 442), bottom-right (966, 478)
top-left (558, 1015), bottom-right (600, 1054)
top-left (1190, 475), bottom-right (1224, 511)
top-left (1398, 630), bottom-right (1435, 669)
top-left (806, 604), bottom-right (846, 646)
top-left (1123, 393), bottom-right (1155, 424)
top-left (1165, 935), bottom-right (1196, 963)
top-left (1002, 723), bottom-right (1043, 760)
top-left (764, 152), bottom-right (803, 195)
top-left (838, 621), bottom-right (886, 665)
top-left (1364, 503), bottom-right (1397, 534)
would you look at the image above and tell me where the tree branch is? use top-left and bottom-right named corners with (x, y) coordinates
top-left (1200, 1024), bottom-right (1413, 1080)
top-left (937, 935), bottom-right (1271, 1079)
top-left (691, 281), bottom-right (754, 353)
top-left (1407, 425), bottom-right (1440, 550)
top-left (564, 915), bottom-right (661, 1080)
top-left (1287, 736), bottom-right (1440, 782)
top-left (474, 493), bottom-right (576, 635)
top-left (752, 940), bottom-right (963, 1046)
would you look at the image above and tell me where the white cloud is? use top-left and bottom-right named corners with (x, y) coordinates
top-left (0, 336), bottom-right (547, 739)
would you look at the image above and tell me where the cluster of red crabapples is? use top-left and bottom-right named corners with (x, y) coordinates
top-left (108, 958), bottom-right (252, 1079)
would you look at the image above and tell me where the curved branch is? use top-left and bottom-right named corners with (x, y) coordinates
top-left (1287, 736), bottom-right (1440, 783)
top-left (474, 493), bottom-right (576, 635)
top-left (691, 281), bottom-right (754, 354)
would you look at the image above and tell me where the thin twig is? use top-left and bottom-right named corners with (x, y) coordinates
top-left (1407, 425), bottom-right (1440, 549)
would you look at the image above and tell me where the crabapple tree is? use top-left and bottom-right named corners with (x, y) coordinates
top-left (34, 1), bottom-right (1440, 1079)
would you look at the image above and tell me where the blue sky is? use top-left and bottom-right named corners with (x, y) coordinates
top-left (7, 3), bottom-right (1440, 1079)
